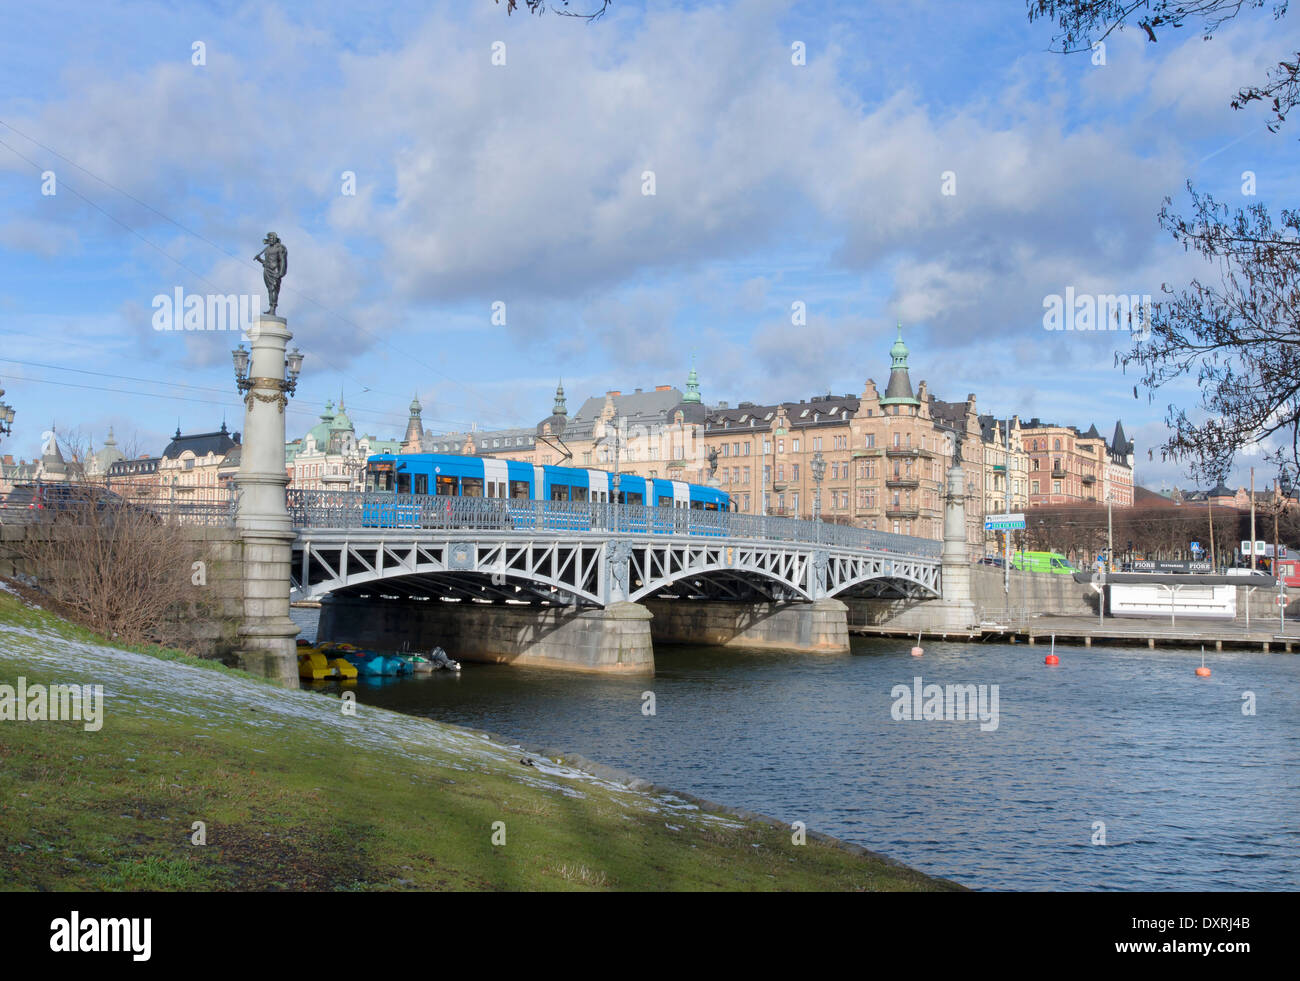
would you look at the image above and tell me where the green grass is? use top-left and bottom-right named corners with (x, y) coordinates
top-left (0, 587), bottom-right (961, 891)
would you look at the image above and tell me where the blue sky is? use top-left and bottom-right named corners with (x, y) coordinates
top-left (1, 0), bottom-right (1295, 491)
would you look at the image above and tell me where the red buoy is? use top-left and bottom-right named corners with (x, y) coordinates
top-left (911, 646), bottom-right (923, 657)
top-left (1195, 666), bottom-right (1211, 677)
top-left (1044, 654), bottom-right (1059, 665)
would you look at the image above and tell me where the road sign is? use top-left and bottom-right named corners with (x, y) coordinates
top-left (1241, 540), bottom-right (1266, 555)
top-left (1189, 541), bottom-right (1202, 552)
top-left (1279, 595), bottom-right (1290, 607)
top-left (984, 512), bottom-right (1026, 531)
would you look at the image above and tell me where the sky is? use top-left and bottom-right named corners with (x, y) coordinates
top-left (0, 0), bottom-right (1296, 492)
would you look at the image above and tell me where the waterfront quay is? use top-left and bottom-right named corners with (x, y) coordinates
top-left (852, 615), bottom-right (1298, 653)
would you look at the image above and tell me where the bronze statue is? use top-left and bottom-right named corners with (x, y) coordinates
top-left (254, 232), bottom-right (287, 315)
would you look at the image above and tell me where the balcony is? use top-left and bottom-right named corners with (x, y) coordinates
top-left (885, 447), bottom-right (931, 459)
top-left (1051, 466), bottom-right (1067, 478)
top-left (885, 477), bottom-right (919, 488)
top-left (885, 506), bottom-right (920, 519)
top-left (1081, 473), bottom-right (1096, 484)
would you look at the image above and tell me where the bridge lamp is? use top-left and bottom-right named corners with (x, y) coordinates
top-left (232, 344), bottom-right (252, 393)
top-left (811, 449), bottom-right (826, 521)
top-left (0, 382), bottom-right (14, 439)
top-left (285, 347), bottom-right (305, 396)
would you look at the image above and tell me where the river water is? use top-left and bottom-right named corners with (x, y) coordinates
top-left (292, 608), bottom-right (1299, 890)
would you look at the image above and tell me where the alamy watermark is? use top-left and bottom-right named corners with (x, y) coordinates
top-left (151, 287), bottom-right (260, 335)
top-left (890, 676), bottom-right (999, 732)
top-left (50, 911), bottom-right (150, 961)
top-left (1042, 288), bottom-right (1151, 339)
top-left (0, 676), bottom-right (103, 731)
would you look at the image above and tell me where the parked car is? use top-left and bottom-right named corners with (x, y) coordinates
top-left (977, 556), bottom-right (1005, 568)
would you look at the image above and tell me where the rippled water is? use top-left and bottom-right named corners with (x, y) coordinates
top-left (293, 609), bottom-right (1299, 890)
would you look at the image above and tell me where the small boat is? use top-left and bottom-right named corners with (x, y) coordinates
top-left (397, 653), bottom-right (435, 674)
top-left (297, 649), bottom-right (334, 680)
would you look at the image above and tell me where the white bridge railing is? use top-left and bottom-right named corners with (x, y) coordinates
top-left (287, 490), bottom-right (942, 558)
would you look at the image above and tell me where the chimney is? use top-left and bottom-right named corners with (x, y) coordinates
top-left (655, 385), bottom-right (671, 392)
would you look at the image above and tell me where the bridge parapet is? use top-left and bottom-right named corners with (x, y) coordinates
top-left (287, 490), bottom-right (942, 558)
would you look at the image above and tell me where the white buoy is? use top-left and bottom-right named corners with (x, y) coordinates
top-left (911, 629), bottom-right (923, 657)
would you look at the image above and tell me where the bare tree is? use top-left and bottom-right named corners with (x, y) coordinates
top-left (14, 477), bottom-right (214, 648)
top-left (1028, 1), bottom-right (1298, 132)
top-left (495, 0), bottom-right (612, 19)
top-left (1028, 1), bottom-right (1300, 486)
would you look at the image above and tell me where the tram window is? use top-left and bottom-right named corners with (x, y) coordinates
top-left (550, 484), bottom-right (570, 501)
top-left (462, 477), bottom-right (484, 497)
top-left (413, 474), bottom-right (428, 495)
top-left (691, 501), bottom-right (704, 510)
top-left (704, 502), bottom-right (717, 511)
top-left (367, 470), bottom-right (393, 492)
top-left (658, 495), bottom-right (673, 508)
top-left (435, 475), bottom-right (456, 496)
top-left (571, 486), bottom-right (588, 501)
top-left (621, 492), bottom-right (644, 506)
top-left (509, 479), bottom-right (531, 499)
top-left (396, 473), bottom-right (412, 494)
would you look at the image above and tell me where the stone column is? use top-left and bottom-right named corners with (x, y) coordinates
top-left (937, 462), bottom-right (976, 629)
top-left (235, 316), bottom-right (299, 687)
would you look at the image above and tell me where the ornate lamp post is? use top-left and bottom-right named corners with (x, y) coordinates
top-left (0, 379), bottom-right (14, 442)
top-left (811, 449), bottom-right (826, 522)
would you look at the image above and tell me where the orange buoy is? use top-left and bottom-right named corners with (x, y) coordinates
top-left (1044, 654), bottom-right (1059, 665)
top-left (1195, 666), bottom-right (1211, 677)
top-left (911, 646), bottom-right (924, 657)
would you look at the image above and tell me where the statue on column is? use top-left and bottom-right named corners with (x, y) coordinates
top-left (254, 232), bottom-right (288, 316)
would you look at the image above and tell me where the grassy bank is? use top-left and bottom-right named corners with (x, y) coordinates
top-left (0, 584), bottom-right (959, 891)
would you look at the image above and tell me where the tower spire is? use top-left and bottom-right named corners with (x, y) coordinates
top-left (682, 354), bottom-right (702, 404)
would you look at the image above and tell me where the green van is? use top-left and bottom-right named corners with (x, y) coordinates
top-left (1010, 551), bottom-right (1077, 575)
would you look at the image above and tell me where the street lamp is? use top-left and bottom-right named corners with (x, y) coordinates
top-left (811, 449), bottom-right (826, 522)
top-left (0, 378), bottom-right (14, 441)
top-left (232, 343), bottom-right (303, 396)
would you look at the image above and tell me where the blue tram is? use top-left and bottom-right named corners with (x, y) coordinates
top-left (363, 453), bottom-right (731, 523)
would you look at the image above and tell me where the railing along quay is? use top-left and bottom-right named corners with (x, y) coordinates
top-left (287, 490), bottom-right (942, 558)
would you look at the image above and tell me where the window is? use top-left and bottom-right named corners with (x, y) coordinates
top-left (743, 443), bottom-right (751, 456)
top-left (792, 463), bottom-right (800, 481)
top-left (778, 439), bottom-right (785, 454)
top-left (777, 464), bottom-right (785, 481)
top-left (1053, 480), bottom-right (1062, 494)
top-left (1031, 480), bottom-right (1040, 495)
top-left (792, 439), bottom-right (800, 452)
top-left (1054, 438), bottom-right (1061, 451)
top-left (865, 433), bottom-right (875, 448)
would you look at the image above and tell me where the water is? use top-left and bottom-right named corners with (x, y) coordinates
top-left (291, 609), bottom-right (1299, 890)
